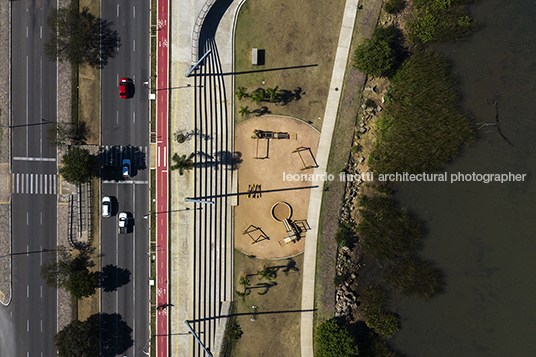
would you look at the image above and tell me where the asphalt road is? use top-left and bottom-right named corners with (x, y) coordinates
top-left (100, 0), bottom-right (151, 355)
top-left (9, 0), bottom-right (58, 356)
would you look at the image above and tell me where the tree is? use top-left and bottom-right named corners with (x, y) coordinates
top-left (59, 147), bottom-right (96, 184)
top-left (251, 89), bottom-right (265, 105)
top-left (40, 245), bottom-right (97, 299)
top-left (44, 4), bottom-right (119, 68)
top-left (47, 123), bottom-right (73, 147)
top-left (239, 106), bottom-right (251, 117)
top-left (257, 265), bottom-right (274, 280)
top-left (236, 86), bottom-right (248, 100)
top-left (54, 313), bottom-right (132, 357)
top-left (353, 38), bottom-right (395, 77)
top-left (315, 319), bottom-right (359, 357)
top-left (66, 269), bottom-right (96, 299)
top-left (170, 153), bottom-right (195, 175)
top-left (266, 86), bottom-right (279, 102)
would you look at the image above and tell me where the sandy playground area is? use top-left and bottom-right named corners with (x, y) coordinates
top-left (234, 115), bottom-right (320, 259)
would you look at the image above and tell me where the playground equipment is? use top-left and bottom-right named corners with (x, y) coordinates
top-left (270, 202), bottom-right (302, 246)
top-left (247, 184), bottom-right (262, 198)
top-left (243, 225), bottom-right (269, 244)
top-left (292, 146), bottom-right (318, 171)
top-left (251, 129), bottom-right (297, 159)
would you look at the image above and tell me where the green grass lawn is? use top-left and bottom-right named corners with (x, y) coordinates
top-left (234, 0), bottom-right (345, 130)
top-left (225, 251), bottom-right (303, 357)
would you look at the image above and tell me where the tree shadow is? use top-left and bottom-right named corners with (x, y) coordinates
top-left (94, 313), bottom-right (133, 356)
top-left (96, 264), bottom-right (131, 292)
top-left (276, 87), bottom-right (303, 105)
top-left (251, 106), bottom-right (271, 116)
top-left (249, 282), bottom-right (278, 295)
top-left (99, 145), bottom-right (147, 181)
top-left (99, 19), bottom-right (120, 68)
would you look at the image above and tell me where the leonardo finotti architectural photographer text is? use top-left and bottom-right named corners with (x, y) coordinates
top-left (282, 172), bottom-right (527, 184)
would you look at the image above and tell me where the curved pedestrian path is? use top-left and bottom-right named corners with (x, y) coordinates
top-left (300, 0), bottom-right (361, 355)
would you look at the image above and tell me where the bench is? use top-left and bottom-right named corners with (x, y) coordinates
top-left (252, 48), bottom-right (258, 66)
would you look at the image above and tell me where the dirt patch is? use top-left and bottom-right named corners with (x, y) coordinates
top-left (234, 115), bottom-right (320, 259)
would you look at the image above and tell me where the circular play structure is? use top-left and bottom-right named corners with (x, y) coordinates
top-left (271, 202), bottom-right (293, 222)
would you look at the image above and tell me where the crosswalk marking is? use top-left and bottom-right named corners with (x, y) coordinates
top-left (13, 173), bottom-right (57, 195)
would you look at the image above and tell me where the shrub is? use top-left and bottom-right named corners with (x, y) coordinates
top-left (353, 38), bottom-right (394, 77)
top-left (364, 98), bottom-right (375, 108)
top-left (365, 313), bottom-right (400, 338)
top-left (384, 0), bottom-right (405, 14)
top-left (315, 319), bottom-right (359, 357)
top-left (334, 223), bottom-right (354, 247)
top-left (226, 322), bottom-right (243, 341)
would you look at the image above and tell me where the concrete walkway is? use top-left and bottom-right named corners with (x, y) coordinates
top-left (300, 0), bottom-right (360, 355)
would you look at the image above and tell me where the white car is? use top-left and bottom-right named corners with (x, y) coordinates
top-left (118, 212), bottom-right (128, 234)
top-left (102, 196), bottom-right (112, 217)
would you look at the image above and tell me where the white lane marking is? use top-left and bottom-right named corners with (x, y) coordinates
top-left (133, 112), bottom-right (136, 123)
top-left (27, 213), bottom-right (29, 226)
top-left (158, 146), bottom-right (160, 167)
top-left (53, 175), bottom-right (57, 195)
top-left (27, 285), bottom-right (29, 298)
top-left (13, 157), bottom-right (56, 161)
top-left (133, 6), bottom-right (136, 18)
top-left (40, 56), bottom-right (43, 157)
top-left (117, 4), bottom-right (120, 17)
top-left (27, 320), bottom-right (29, 332)
top-left (16, 173), bottom-right (19, 193)
top-left (40, 320), bottom-right (43, 332)
top-left (26, 56), bottom-right (29, 155)
top-left (30, 175), bottom-right (33, 194)
top-left (40, 285), bottom-right (42, 298)
top-left (40, 174), bottom-right (43, 194)
top-left (44, 175), bottom-right (47, 194)
top-left (40, 245), bottom-right (43, 265)
top-left (164, 147), bottom-right (167, 167)
top-left (25, 174), bottom-right (29, 193)
top-left (40, 26), bottom-right (42, 39)
top-left (26, 26), bottom-right (28, 38)
top-left (40, 212), bottom-right (42, 225)
top-left (133, 40), bottom-right (136, 52)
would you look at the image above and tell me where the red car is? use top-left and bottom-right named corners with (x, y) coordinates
top-left (119, 78), bottom-right (129, 98)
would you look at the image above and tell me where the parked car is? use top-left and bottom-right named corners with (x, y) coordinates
top-left (122, 159), bottom-right (131, 177)
top-left (102, 196), bottom-right (111, 217)
top-left (119, 78), bottom-right (129, 98)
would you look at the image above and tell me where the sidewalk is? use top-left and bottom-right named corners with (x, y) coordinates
top-left (300, 0), bottom-right (360, 355)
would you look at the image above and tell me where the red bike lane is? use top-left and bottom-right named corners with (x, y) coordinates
top-left (156, 0), bottom-right (169, 355)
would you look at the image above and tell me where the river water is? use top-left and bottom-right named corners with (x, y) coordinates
top-left (390, 1), bottom-right (536, 355)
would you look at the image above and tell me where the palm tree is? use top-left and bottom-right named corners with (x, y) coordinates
top-left (236, 86), bottom-right (248, 100)
top-left (239, 106), bottom-right (250, 117)
top-left (266, 86), bottom-right (279, 102)
top-left (170, 153), bottom-right (195, 175)
top-left (257, 265), bottom-right (274, 280)
top-left (239, 275), bottom-right (251, 288)
top-left (251, 89), bottom-right (265, 105)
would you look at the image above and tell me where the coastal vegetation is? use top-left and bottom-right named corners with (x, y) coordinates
top-left (368, 50), bottom-right (474, 174)
top-left (408, 0), bottom-right (480, 44)
top-left (357, 195), bottom-right (425, 262)
top-left (383, 255), bottom-right (443, 299)
top-left (359, 284), bottom-right (400, 338)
